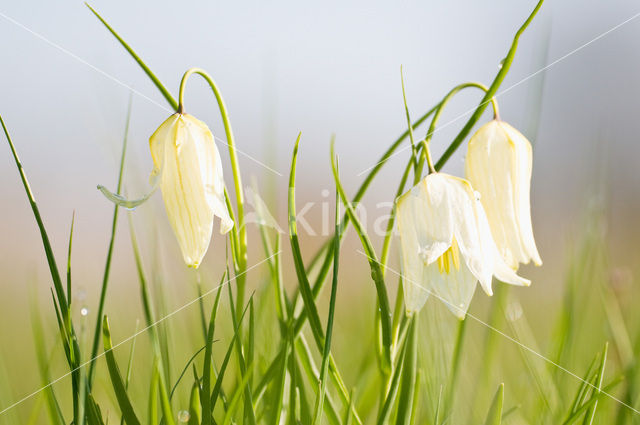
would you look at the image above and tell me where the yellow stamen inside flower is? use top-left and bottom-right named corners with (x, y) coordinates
top-left (437, 238), bottom-right (461, 274)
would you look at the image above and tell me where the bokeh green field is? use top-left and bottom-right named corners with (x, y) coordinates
top-left (2, 0), bottom-right (640, 424)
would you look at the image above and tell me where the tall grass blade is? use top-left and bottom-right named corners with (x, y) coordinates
top-left (288, 133), bottom-right (326, 346)
top-left (169, 346), bottom-right (206, 401)
top-left (85, 4), bottom-right (178, 110)
top-left (89, 95), bottom-right (133, 387)
top-left (396, 316), bottom-right (418, 425)
top-left (582, 343), bottom-right (608, 425)
top-left (312, 185), bottom-right (341, 424)
top-left (483, 383), bottom-right (504, 425)
top-left (188, 381), bottom-right (202, 425)
top-left (102, 316), bottom-right (141, 425)
top-left (330, 141), bottom-right (392, 371)
top-left (201, 282), bottom-right (224, 425)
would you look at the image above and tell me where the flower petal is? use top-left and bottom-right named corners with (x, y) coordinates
top-left (397, 175), bottom-right (454, 265)
top-left (501, 122), bottom-right (542, 266)
top-left (436, 174), bottom-right (494, 295)
top-left (155, 115), bottom-right (215, 267)
top-left (424, 259), bottom-right (478, 320)
top-left (182, 114), bottom-right (234, 235)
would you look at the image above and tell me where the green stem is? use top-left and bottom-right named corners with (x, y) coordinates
top-left (177, 68), bottom-right (247, 316)
top-left (312, 189), bottom-right (341, 424)
top-left (396, 315), bottom-right (418, 425)
top-left (446, 318), bottom-right (467, 417)
top-left (416, 82), bottom-right (493, 180)
top-left (88, 95), bottom-right (132, 389)
top-left (331, 144), bottom-right (393, 372)
top-left (434, 0), bottom-right (545, 170)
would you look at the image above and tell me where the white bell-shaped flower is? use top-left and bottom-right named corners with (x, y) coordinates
top-left (99, 113), bottom-right (233, 268)
top-left (465, 120), bottom-right (542, 270)
top-left (150, 113), bottom-right (233, 267)
top-left (396, 173), bottom-right (529, 319)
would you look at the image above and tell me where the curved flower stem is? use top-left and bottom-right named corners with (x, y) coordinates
top-left (434, 0), bottom-right (544, 170)
top-left (178, 68), bottom-right (248, 315)
top-left (415, 82), bottom-right (495, 180)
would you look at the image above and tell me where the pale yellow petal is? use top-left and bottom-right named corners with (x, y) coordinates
top-left (466, 120), bottom-right (541, 269)
top-left (500, 122), bottom-right (542, 266)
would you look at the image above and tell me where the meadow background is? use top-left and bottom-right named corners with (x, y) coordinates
top-left (1, 0), bottom-right (640, 423)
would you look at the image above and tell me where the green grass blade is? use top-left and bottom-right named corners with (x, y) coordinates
top-left (188, 381), bottom-right (202, 425)
top-left (66, 212), bottom-right (75, 305)
top-left (582, 343), bottom-right (608, 425)
top-left (221, 364), bottom-right (254, 425)
top-left (85, 3), bottom-right (178, 110)
top-left (483, 384), bottom-right (505, 425)
top-left (567, 352), bottom-right (600, 418)
top-left (294, 337), bottom-right (342, 425)
top-left (201, 282), bottom-right (224, 425)
top-left (225, 285), bottom-right (257, 425)
top-left (157, 358), bottom-right (176, 425)
top-left (148, 362), bottom-right (159, 425)
top-left (86, 395), bottom-right (106, 425)
top-left (434, 0), bottom-right (545, 169)
top-left (0, 114), bottom-right (72, 341)
top-left (30, 295), bottom-right (66, 425)
top-left (377, 340), bottom-right (408, 425)
top-left (169, 346), bottom-right (206, 401)
top-left (267, 341), bottom-right (289, 425)
top-left (563, 377), bottom-right (623, 425)
top-left (304, 103), bottom-right (439, 300)
top-left (445, 318), bottom-right (467, 417)
top-left (102, 316), bottom-right (141, 425)
top-left (330, 141), bottom-right (392, 371)
top-left (89, 95), bottom-right (133, 387)
top-left (312, 186), bottom-right (341, 425)
top-left (120, 322), bottom-right (138, 425)
top-left (396, 316), bottom-right (418, 425)
top-left (288, 133), bottom-right (326, 347)
top-left (210, 299), bottom-right (252, 413)
top-left (248, 298), bottom-right (255, 375)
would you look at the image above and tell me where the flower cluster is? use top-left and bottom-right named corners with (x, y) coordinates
top-left (396, 119), bottom-right (541, 319)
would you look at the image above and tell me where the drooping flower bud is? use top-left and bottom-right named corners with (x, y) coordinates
top-left (99, 113), bottom-right (234, 268)
top-left (465, 120), bottom-right (542, 270)
top-left (149, 113), bottom-right (233, 268)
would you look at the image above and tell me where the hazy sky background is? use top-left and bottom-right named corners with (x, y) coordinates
top-left (1, 0), bottom-right (640, 305)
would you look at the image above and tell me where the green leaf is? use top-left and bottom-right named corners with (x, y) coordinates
top-left (434, 0), bottom-right (545, 169)
top-left (330, 140), bottom-right (392, 372)
top-left (312, 186), bottom-right (342, 425)
top-left (188, 381), bottom-right (202, 425)
top-left (288, 133), bottom-right (326, 347)
top-left (483, 384), bottom-right (504, 425)
top-left (294, 337), bottom-right (342, 425)
top-left (377, 340), bottom-right (407, 425)
top-left (85, 3), bottom-right (178, 110)
top-left (563, 376), bottom-right (622, 425)
top-left (210, 298), bottom-right (252, 413)
top-left (102, 316), bottom-right (141, 425)
top-left (169, 345), bottom-right (206, 401)
top-left (396, 316), bottom-right (418, 425)
top-left (86, 395), bottom-right (106, 425)
top-left (148, 364), bottom-right (159, 425)
top-left (201, 280), bottom-right (224, 425)
top-left (583, 343), bottom-right (608, 425)
top-left (221, 364), bottom-right (254, 425)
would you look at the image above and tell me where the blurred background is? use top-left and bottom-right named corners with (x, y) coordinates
top-left (1, 0), bottom-right (639, 421)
